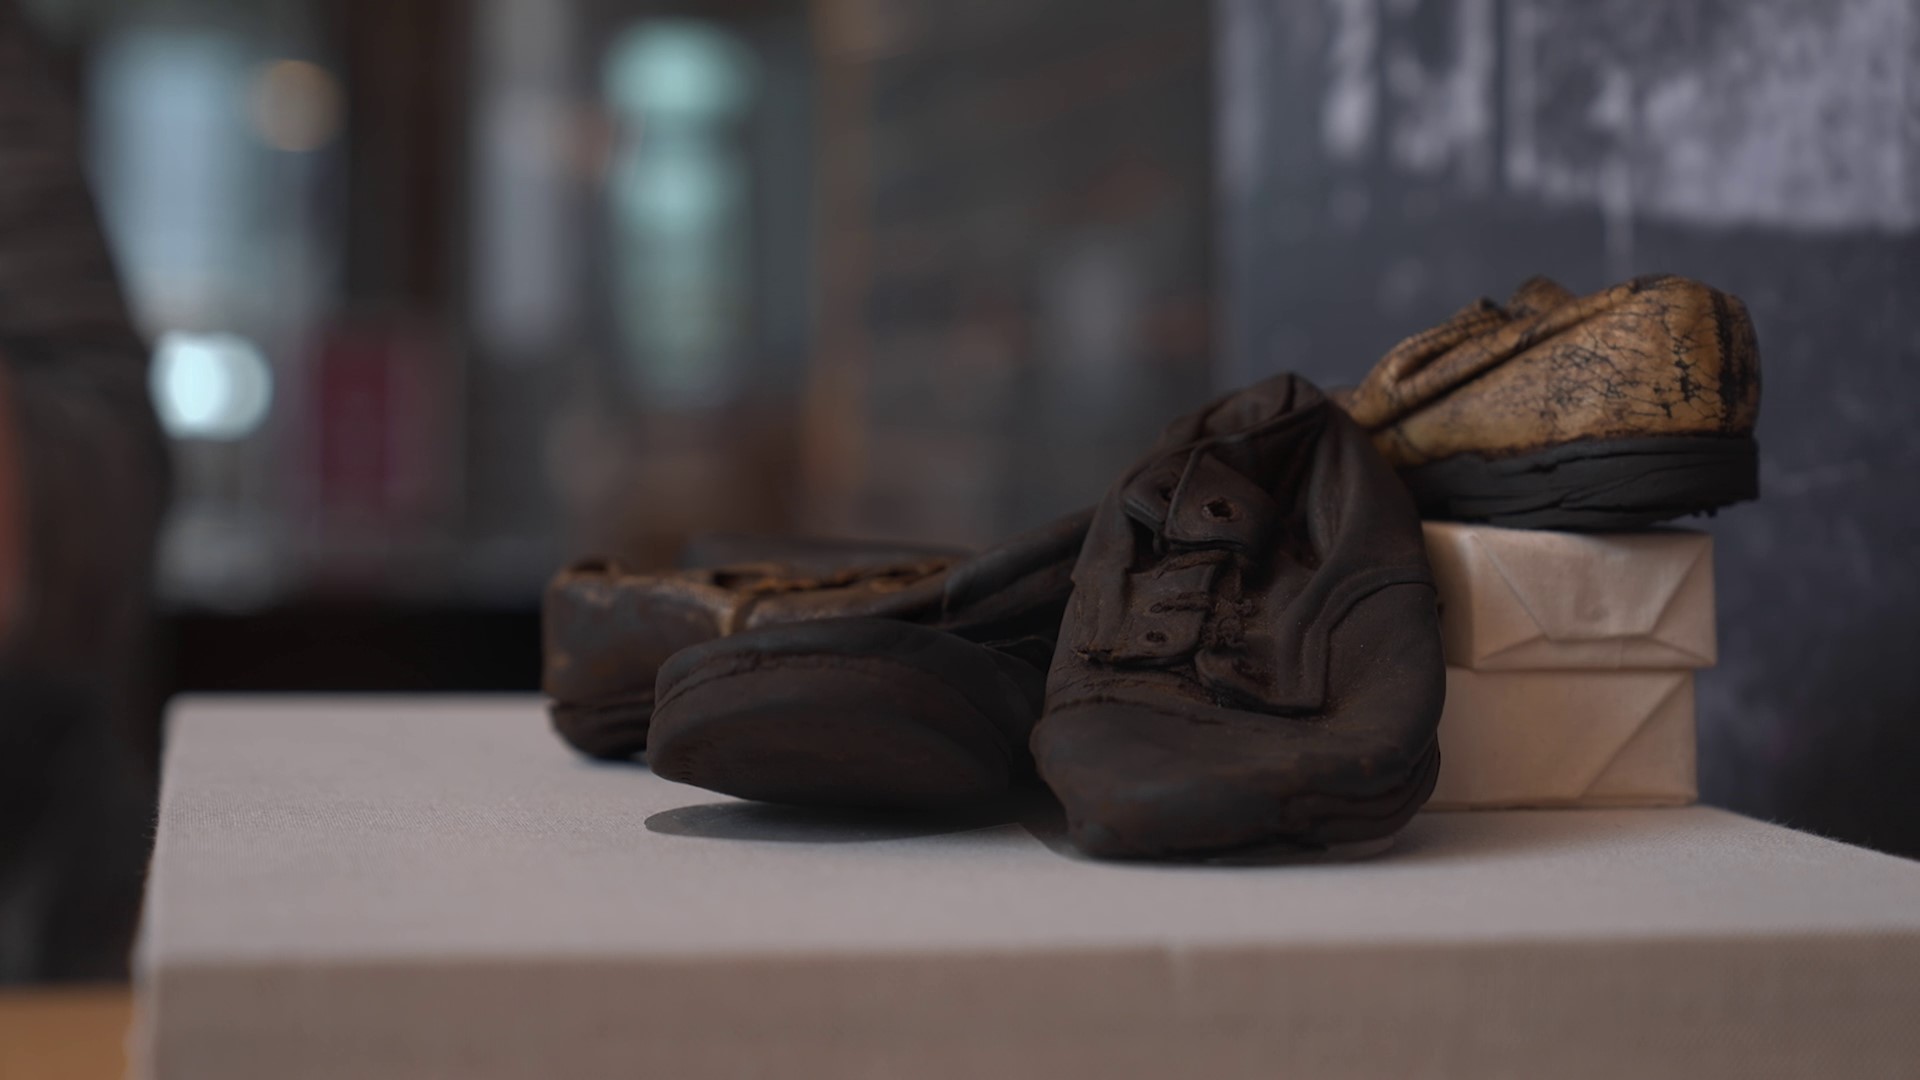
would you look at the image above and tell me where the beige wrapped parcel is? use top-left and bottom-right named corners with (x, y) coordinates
top-left (1423, 523), bottom-right (1714, 810)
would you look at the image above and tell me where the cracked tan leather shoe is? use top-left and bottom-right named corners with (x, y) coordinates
top-left (543, 510), bottom-right (1091, 760)
top-left (1343, 274), bottom-right (1760, 529)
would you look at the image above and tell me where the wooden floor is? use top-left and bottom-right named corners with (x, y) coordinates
top-left (0, 986), bottom-right (130, 1080)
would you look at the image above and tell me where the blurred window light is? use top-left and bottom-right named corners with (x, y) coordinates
top-left (249, 59), bottom-right (344, 152)
top-left (603, 19), bottom-right (757, 406)
top-left (617, 146), bottom-right (731, 233)
top-left (91, 29), bottom-right (252, 331)
top-left (604, 21), bottom-right (753, 123)
top-left (472, 0), bottom-right (576, 358)
top-left (150, 331), bottom-right (274, 440)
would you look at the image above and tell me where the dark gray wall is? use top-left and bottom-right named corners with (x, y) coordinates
top-left (828, 0), bottom-right (1214, 544)
top-left (1219, 0), bottom-right (1920, 855)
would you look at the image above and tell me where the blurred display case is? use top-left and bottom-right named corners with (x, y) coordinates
top-left (21, 0), bottom-right (1213, 691)
top-left (805, 0), bottom-right (1216, 545)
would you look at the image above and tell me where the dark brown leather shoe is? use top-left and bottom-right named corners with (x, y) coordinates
top-left (1343, 274), bottom-right (1760, 529)
top-left (647, 618), bottom-right (1050, 809)
top-left (543, 510), bottom-right (1090, 760)
top-left (673, 533), bottom-right (969, 575)
top-left (543, 554), bottom-right (952, 760)
top-left (1034, 374), bottom-right (1445, 860)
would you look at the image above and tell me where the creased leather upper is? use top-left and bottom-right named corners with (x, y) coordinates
top-left (1053, 374), bottom-right (1434, 716)
top-left (1346, 274), bottom-right (1761, 466)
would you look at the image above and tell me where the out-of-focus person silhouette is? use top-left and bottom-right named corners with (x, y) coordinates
top-left (0, 0), bottom-right (169, 983)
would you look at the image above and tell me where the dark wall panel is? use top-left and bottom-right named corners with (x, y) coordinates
top-left (814, 0), bottom-right (1216, 544)
top-left (1220, 0), bottom-right (1920, 855)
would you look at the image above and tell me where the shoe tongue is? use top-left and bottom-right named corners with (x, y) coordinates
top-left (1507, 276), bottom-right (1575, 317)
top-left (1116, 401), bottom-right (1331, 577)
top-left (1197, 376), bottom-right (1300, 437)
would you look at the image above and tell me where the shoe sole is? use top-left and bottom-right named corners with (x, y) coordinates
top-left (1292, 738), bottom-right (1442, 847)
top-left (1055, 731), bottom-right (1443, 862)
top-left (549, 693), bottom-right (654, 761)
top-left (1189, 740), bottom-right (1441, 863)
top-left (1398, 434), bottom-right (1758, 530)
top-left (648, 624), bottom-right (1035, 809)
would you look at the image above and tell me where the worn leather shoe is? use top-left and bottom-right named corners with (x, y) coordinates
top-left (1035, 374), bottom-right (1445, 860)
top-left (544, 553), bottom-right (953, 760)
top-left (543, 510), bottom-right (1090, 760)
top-left (647, 618), bottom-right (1050, 809)
top-left (1343, 274), bottom-right (1760, 529)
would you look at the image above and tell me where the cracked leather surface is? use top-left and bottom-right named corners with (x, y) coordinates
top-left (1346, 274), bottom-right (1761, 467)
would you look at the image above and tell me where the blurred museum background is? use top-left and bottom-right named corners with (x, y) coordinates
top-left (13, 0), bottom-right (1920, 855)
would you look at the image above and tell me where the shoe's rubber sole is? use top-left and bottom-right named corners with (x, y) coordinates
top-left (1202, 741), bottom-right (1441, 862)
top-left (1397, 435), bottom-right (1758, 530)
top-left (1052, 727), bottom-right (1443, 862)
top-left (549, 694), bottom-right (653, 761)
top-left (647, 620), bottom-right (1043, 810)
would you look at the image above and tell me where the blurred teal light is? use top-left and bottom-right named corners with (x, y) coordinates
top-left (603, 20), bottom-right (753, 121)
top-left (151, 331), bottom-right (274, 440)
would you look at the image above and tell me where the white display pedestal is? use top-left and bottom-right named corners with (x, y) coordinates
top-left (137, 697), bottom-right (1920, 1079)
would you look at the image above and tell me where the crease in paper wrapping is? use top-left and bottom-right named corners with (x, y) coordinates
top-left (1423, 522), bottom-right (1716, 671)
top-left (1427, 668), bottom-right (1697, 810)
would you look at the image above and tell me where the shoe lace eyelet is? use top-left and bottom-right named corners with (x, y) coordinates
top-left (1202, 498), bottom-right (1235, 521)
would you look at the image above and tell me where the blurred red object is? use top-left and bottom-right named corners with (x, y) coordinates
top-left (301, 316), bottom-right (460, 587)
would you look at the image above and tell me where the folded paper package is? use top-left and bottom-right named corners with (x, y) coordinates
top-left (1422, 524), bottom-right (1713, 810)
top-left (1426, 668), bottom-right (1696, 810)
top-left (1423, 522), bottom-right (1715, 671)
